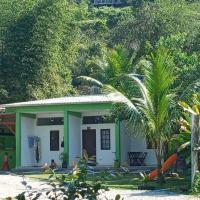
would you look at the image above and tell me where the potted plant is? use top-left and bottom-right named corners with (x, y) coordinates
top-left (59, 152), bottom-right (68, 168)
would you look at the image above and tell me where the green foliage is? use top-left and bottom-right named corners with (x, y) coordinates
top-left (1, 0), bottom-right (200, 106)
top-left (157, 34), bottom-right (200, 100)
top-left (192, 172), bottom-right (200, 194)
top-left (112, 0), bottom-right (199, 50)
top-left (1, 0), bottom-right (80, 103)
top-left (139, 172), bottom-right (150, 186)
top-left (17, 157), bottom-right (109, 200)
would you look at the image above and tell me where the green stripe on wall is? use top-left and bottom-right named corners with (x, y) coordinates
top-left (21, 113), bottom-right (36, 119)
top-left (68, 111), bottom-right (82, 118)
top-left (115, 118), bottom-right (121, 162)
top-left (16, 112), bottom-right (21, 168)
top-left (6, 103), bottom-right (113, 113)
top-left (64, 110), bottom-right (69, 166)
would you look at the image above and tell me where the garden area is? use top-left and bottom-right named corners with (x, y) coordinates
top-left (25, 171), bottom-right (191, 193)
top-left (11, 157), bottom-right (192, 199)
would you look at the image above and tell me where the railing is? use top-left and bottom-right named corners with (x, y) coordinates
top-left (128, 152), bottom-right (147, 166)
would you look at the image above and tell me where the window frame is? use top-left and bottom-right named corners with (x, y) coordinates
top-left (100, 129), bottom-right (111, 150)
top-left (37, 117), bottom-right (64, 126)
top-left (50, 130), bottom-right (60, 151)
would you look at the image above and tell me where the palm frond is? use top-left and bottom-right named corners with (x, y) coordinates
top-left (78, 76), bottom-right (103, 87)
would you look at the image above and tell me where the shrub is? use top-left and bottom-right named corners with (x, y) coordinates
top-left (16, 157), bottom-right (109, 200)
top-left (192, 172), bottom-right (200, 194)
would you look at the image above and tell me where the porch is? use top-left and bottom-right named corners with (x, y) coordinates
top-left (19, 111), bottom-right (156, 168)
top-left (20, 110), bottom-right (118, 168)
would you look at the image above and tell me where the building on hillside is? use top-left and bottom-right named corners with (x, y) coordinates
top-left (1, 94), bottom-right (156, 168)
top-left (91, 0), bottom-right (122, 6)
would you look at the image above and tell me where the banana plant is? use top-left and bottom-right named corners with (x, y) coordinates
top-left (179, 94), bottom-right (200, 116)
top-left (179, 93), bottom-right (200, 185)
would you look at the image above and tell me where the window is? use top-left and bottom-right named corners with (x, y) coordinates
top-left (37, 117), bottom-right (63, 126)
top-left (50, 131), bottom-right (59, 151)
top-left (82, 116), bottom-right (114, 124)
top-left (101, 129), bottom-right (110, 150)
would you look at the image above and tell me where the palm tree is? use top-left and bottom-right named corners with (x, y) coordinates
top-left (123, 48), bottom-right (175, 183)
top-left (80, 48), bottom-right (175, 183)
top-left (78, 45), bottom-right (137, 97)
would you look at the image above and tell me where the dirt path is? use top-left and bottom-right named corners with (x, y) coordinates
top-left (0, 173), bottom-right (51, 199)
top-left (0, 173), bottom-right (198, 199)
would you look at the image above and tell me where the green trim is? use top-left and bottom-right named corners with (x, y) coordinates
top-left (6, 103), bottom-right (113, 113)
top-left (21, 113), bottom-right (36, 119)
top-left (68, 111), bottom-right (82, 118)
top-left (115, 118), bottom-right (121, 162)
top-left (16, 112), bottom-right (21, 168)
top-left (64, 110), bottom-right (69, 166)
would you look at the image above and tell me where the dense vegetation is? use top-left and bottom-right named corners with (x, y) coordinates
top-left (1, 0), bottom-right (200, 192)
top-left (0, 0), bottom-right (199, 104)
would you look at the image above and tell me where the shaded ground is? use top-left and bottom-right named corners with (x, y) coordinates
top-left (0, 173), bottom-right (198, 199)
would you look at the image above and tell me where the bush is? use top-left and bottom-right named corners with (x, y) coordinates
top-left (16, 157), bottom-right (109, 200)
top-left (192, 172), bottom-right (200, 194)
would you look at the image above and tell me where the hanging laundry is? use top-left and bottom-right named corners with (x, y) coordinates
top-left (34, 136), bottom-right (41, 163)
top-left (36, 143), bottom-right (39, 163)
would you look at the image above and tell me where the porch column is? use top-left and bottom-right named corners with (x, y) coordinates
top-left (115, 118), bottom-right (121, 163)
top-left (16, 112), bottom-right (21, 168)
top-left (64, 110), bottom-right (69, 166)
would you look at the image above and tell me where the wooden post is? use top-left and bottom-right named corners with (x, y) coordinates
top-left (191, 114), bottom-right (200, 185)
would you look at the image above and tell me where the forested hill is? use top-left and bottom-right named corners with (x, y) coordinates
top-left (0, 0), bottom-right (199, 104)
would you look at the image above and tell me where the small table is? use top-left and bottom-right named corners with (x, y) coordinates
top-left (128, 152), bottom-right (147, 166)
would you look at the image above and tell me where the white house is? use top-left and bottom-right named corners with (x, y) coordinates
top-left (2, 94), bottom-right (157, 168)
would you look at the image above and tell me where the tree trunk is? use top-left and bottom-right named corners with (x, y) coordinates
top-left (156, 141), bottom-right (165, 184)
top-left (157, 154), bottom-right (165, 184)
top-left (191, 115), bottom-right (200, 185)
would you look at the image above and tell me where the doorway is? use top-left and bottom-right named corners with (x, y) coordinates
top-left (82, 129), bottom-right (96, 160)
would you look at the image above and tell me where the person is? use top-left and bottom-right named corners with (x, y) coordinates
top-left (50, 159), bottom-right (57, 169)
top-left (2, 152), bottom-right (9, 170)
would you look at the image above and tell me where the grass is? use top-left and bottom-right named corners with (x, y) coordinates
top-left (23, 171), bottom-right (191, 194)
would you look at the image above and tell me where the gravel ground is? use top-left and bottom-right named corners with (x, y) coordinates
top-left (0, 173), bottom-right (199, 200)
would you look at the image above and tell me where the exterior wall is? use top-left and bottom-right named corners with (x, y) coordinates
top-left (35, 113), bottom-right (64, 166)
top-left (129, 137), bottom-right (157, 166)
top-left (37, 113), bottom-right (64, 118)
top-left (34, 125), bottom-right (64, 166)
top-left (120, 120), bottom-right (157, 166)
top-left (21, 113), bottom-right (64, 167)
top-left (21, 116), bottom-right (35, 167)
top-left (81, 123), bottom-right (115, 166)
top-left (69, 114), bottom-right (81, 166)
top-left (20, 109), bottom-right (157, 167)
top-left (120, 121), bottom-right (129, 164)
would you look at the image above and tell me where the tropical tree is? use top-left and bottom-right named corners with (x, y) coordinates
top-left (0, 0), bottom-right (80, 103)
top-left (77, 46), bottom-right (139, 98)
top-left (179, 94), bottom-right (200, 185)
top-left (127, 48), bottom-right (175, 183)
top-left (80, 48), bottom-right (175, 183)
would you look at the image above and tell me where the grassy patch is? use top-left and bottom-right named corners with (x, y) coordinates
top-left (24, 172), bottom-right (191, 193)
